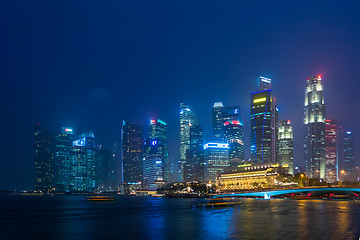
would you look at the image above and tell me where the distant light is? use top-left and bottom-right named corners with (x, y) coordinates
top-left (150, 120), bottom-right (155, 124)
top-left (253, 97), bottom-right (267, 103)
top-left (151, 140), bottom-right (157, 146)
top-left (347, 131), bottom-right (352, 135)
top-left (213, 102), bottom-right (224, 108)
top-left (234, 109), bottom-right (239, 114)
top-left (317, 75), bottom-right (322, 80)
top-left (224, 121), bottom-right (230, 126)
top-left (65, 128), bottom-right (73, 132)
top-left (287, 120), bottom-right (290, 124)
top-left (155, 161), bottom-right (162, 164)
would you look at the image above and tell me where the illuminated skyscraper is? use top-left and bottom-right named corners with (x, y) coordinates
top-left (34, 124), bottom-right (54, 192)
top-left (212, 102), bottom-right (224, 140)
top-left (179, 103), bottom-right (199, 182)
top-left (343, 131), bottom-right (355, 181)
top-left (204, 143), bottom-right (230, 181)
top-left (325, 120), bottom-right (337, 183)
top-left (70, 133), bottom-right (97, 192)
top-left (184, 124), bottom-right (204, 182)
top-left (54, 127), bottom-right (74, 192)
top-left (250, 77), bottom-right (278, 163)
top-left (278, 120), bottom-right (294, 174)
top-left (222, 106), bottom-right (244, 165)
top-left (121, 121), bottom-right (143, 183)
top-left (143, 139), bottom-right (166, 189)
top-left (148, 119), bottom-right (169, 182)
top-left (304, 75), bottom-right (326, 179)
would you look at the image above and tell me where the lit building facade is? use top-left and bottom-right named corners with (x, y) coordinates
top-left (343, 131), bottom-right (355, 181)
top-left (250, 77), bottom-right (278, 163)
top-left (70, 135), bottom-right (97, 192)
top-left (325, 120), bottom-right (337, 183)
top-left (217, 163), bottom-right (292, 190)
top-left (95, 148), bottom-right (116, 192)
top-left (149, 119), bottom-right (169, 182)
top-left (179, 103), bottom-right (199, 182)
top-left (34, 124), bottom-right (54, 192)
top-left (304, 75), bottom-right (326, 179)
top-left (278, 120), bottom-right (294, 174)
top-left (184, 124), bottom-right (204, 182)
top-left (54, 127), bottom-right (74, 192)
top-left (121, 121), bottom-right (144, 183)
top-left (143, 139), bottom-right (165, 189)
top-left (212, 102), bottom-right (224, 140)
top-left (204, 143), bottom-right (230, 181)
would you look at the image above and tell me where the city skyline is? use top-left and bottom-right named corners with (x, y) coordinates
top-left (2, 1), bottom-right (360, 190)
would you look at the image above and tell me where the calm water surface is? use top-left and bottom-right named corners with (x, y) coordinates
top-left (0, 195), bottom-right (360, 240)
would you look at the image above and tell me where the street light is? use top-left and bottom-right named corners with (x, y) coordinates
top-left (300, 174), bottom-right (304, 188)
top-left (340, 170), bottom-right (345, 186)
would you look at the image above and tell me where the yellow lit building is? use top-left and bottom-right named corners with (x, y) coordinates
top-left (217, 163), bottom-right (294, 190)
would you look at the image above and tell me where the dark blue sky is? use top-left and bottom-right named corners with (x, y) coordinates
top-left (1, 1), bottom-right (360, 190)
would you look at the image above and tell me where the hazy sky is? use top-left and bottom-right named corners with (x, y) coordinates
top-left (1, 0), bottom-right (360, 189)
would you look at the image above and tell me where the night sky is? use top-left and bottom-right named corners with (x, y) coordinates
top-left (1, 1), bottom-right (360, 190)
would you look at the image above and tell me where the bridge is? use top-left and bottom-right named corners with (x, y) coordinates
top-left (215, 188), bottom-right (360, 199)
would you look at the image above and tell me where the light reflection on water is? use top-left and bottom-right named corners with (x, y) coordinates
top-left (0, 195), bottom-right (359, 239)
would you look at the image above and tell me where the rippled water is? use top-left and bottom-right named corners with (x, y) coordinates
top-left (0, 195), bottom-right (360, 239)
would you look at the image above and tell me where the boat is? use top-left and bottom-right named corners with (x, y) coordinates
top-left (195, 197), bottom-right (242, 208)
top-left (84, 196), bottom-right (116, 202)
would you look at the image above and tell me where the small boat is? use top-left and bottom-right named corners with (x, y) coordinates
top-left (195, 197), bottom-right (242, 208)
top-left (84, 196), bottom-right (116, 202)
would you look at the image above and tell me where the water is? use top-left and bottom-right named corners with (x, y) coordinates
top-left (1, 195), bottom-right (360, 239)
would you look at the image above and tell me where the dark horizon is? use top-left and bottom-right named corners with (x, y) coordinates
top-left (2, 1), bottom-right (360, 190)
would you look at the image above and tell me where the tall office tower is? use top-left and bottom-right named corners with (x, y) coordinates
top-left (278, 120), bottom-right (294, 174)
top-left (250, 77), bottom-right (278, 163)
top-left (325, 120), bottom-right (337, 183)
top-left (121, 121), bottom-right (144, 183)
top-left (304, 75), bottom-right (326, 179)
top-left (179, 103), bottom-right (199, 182)
top-left (149, 119), bottom-right (169, 182)
top-left (337, 126), bottom-right (344, 179)
top-left (95, 148), bottom-right (116, 192)
top-left (143, 139), bottom-right (166, 189)
top-left (343, 131), bottom-right (355, 181)
top-left (70, 134), bottom-right (97, 192)
top-left (204, 143), bottom-right (230, 181)
top-left (212, 102), bottom-right (224, 140)
top-left (54, 127), bottom-right (74, 192)
top-left (223, 106), bottom-right (244, 166)
top-left (34, 124), bottom-right (54, 192)
top-left (184, 124), bottom-right (204, 182)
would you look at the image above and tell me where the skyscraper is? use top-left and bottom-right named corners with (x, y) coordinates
top-left (143, 139), bottom-right (166, 189)
top-left (54, 127), bottom-right (74, 192)
top-left (204, 143), bottom-right (230, 181)
top-left (184, 124), bottom-right (204, 182)
top-left (222, 106), bottom-right (244, 165)
top-left (70, 134), bottom-right (97, 192)
top-left (149, 119), bottom-right (169, 182)
top-left (278, 120), bottom-right (294, 174)
top-left (250, 77), bottom-right (278, 163)
top-left (212, 102), bottom-right (224, 140)
top-left (304, 75), bottom-right (326, 179)
top-left (343, 131), bottom-right (355, 181)
top-left (179, 103), bottom-right (199, 182)
top-left (121, 121), bottom-right (144, 183)
top-left (34, 124), bottom-right (54, 192)
top-left (325, 120), bottom-right (337, 183)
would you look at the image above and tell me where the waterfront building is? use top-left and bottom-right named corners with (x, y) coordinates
top-left (250, 76), bottom-right (278, 163)
top-left (204, 143), bottom-right (230, 181)
top-left (179, 103), bottom-right (199, 182)
top-left (34, 124), bottom-right (55, 192)
top-left (343, 131), bottom-right (355, 181)
top-left (70, 134), bottom-right (97, 192)
top-left (217, 163), bottom-right (294, 190)
top-left (304, 75), bottom-right (326, 179)
top-left (149, 119), bottom-right (169, 182)
top-left (325, 120), bottom-right (337, 183)
top-left (184, 124), bottom-right (205, 182)
top-left (212, 102), bottom-right (224, 140)
top-left (224, 120), bottom-right (244, 166)
top-left (143, 139), bottom-right (166, 189)
top-left (121, 121), bottom-right (144, 183)
top-left (95, 148), bottom-right (116, 192)
top-left (278, 120), bottom-right (294, 174)
top-left (54, 127), bottom-right (74, 192)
